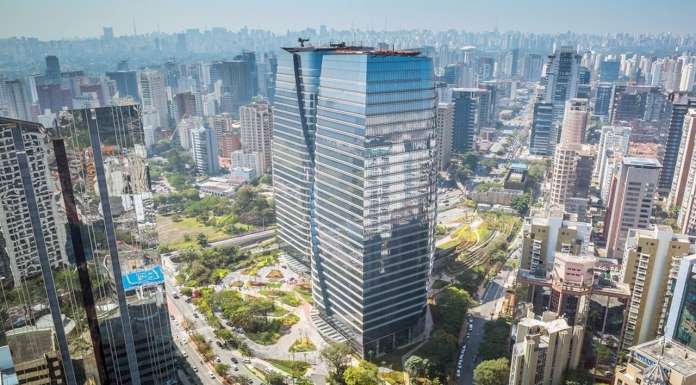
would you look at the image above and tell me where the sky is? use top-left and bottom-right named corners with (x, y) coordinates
top-left (2, 0), bottom-right (696, 40)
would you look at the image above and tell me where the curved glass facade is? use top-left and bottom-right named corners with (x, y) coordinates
top-left (273, 47), bottom-right (436, 357)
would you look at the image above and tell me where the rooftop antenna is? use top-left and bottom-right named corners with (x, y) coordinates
top-left (298, 37), bottom-right (310, 47)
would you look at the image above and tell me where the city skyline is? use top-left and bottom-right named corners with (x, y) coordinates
top-left (3, 0), bottom-right (696, 40)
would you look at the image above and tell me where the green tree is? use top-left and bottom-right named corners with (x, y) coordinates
top-left (432, 286), bottom-right (472, 334)
top-left (563, 369), bottom-right (594, 385)
top-left (214, 363), bottom-right (230, 376)
top-left (473, 358), bottom-right (510, 385)
top-left (321, 342), bottom-right (353, 385)
top-left (343, 361), bottom-right (379, 385)
top-left (511, 194), bottom-right (530, 215)
top-left (265, 372), bottom-right (287, 385)
top-left (478, 319), bottom-right (512, 360)
top-left (196, 233), bottom-right (209, 246)
top-left (404, 355), bottom-right (425, 381)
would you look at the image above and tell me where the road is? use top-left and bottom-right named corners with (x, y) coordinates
top-left (162, 257), bottom-right (264, 385)
top-left (457, 239), bottom-right (520, 385)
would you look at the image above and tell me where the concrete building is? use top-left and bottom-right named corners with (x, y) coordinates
top-left (1, 79), bottom-right (31, 121)
top-left (190, 124), bottom-right (219, 175)
top-left (0, 118), bottom-right (67, 285)
top-left (435, 102), bottom-right (454, 170)
top-left (558, 98), bottom-right (589, 145)
top-left (231, 150), bottom-right (263, 179)
top-left (664, 255), bottom-right (696, 350)
top-left (596, 126), bottom-right (631, 202)
top-left (614, 338), bottom-right (696, 385)
top-left (520, 214), bottom-right (592, 277)
top-left (509, 310), bottom-right (584, 385)
top-left (620, 226), bottom-right (695, 349)
top-left (605, 157), bottom-right (661, 258)
top-left (670, 109), bottom-right (696, 208)
top-left (139, 69), bottom-right (169, 129)
top-left (239, 100), bottom-right (273, 173)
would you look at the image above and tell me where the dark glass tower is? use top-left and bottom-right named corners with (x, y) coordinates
top-left (0, 105), bottom-right (176, 385)
top-left (272, 46), bottom-right (437, 356)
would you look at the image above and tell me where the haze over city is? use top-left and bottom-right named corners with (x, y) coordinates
top-left (1, 2), bottom-right (696, 385)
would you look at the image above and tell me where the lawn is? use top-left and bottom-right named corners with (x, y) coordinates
top-left (156, 214), bottom-right (230, 248)
top-left (267, 359), bottom-right (311, 376)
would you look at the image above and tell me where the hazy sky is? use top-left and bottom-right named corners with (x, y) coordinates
top-left (2, 0), bottom-right (696, 40)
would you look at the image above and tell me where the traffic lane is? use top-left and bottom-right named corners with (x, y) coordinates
top-left (458, 315), bottom-right (486, 385)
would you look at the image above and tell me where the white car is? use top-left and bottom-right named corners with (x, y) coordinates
top-left (182, 352), bottom-right (188, 358)
top-left (209, 371), bottom-right (215, 379)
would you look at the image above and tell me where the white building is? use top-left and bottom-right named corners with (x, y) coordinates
top-left (435, 103), bottom-right (454, 170)
top-left (596, 126), bottom-right (631, 202)
top-left (231, 150), bottom-right (262, 178)
top-left (239, 100), bottom-right (273, 174)
top-left (190, 124), bottom-right (219, 175)
top-left (0, 121), bottom-right (67, 285)
top-left (140, 69), bottom-right (169, 129)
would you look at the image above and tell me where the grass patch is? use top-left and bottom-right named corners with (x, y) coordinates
top-left (156, 214), bottom-right (230, 248)
top-left (267, 359), bottom-right (310, 376)
top-left (288, 337), bottom-right (316, 353)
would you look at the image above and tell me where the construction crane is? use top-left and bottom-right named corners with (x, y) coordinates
top-left (298, 37), bottom-right (310, 47)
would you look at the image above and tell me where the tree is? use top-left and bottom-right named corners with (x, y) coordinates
top-left (321, 342), bottom-right (353, 384)
top-left (473, 358), bottom-right (510, 385)
top-left (214, 363), bottom-right (230, 377)
top-left (196, 233), bottom-right (209, 246)
top-left (265, 372), bottom-right (287, 385)
top-left (404, 355), bottom-right (425, 381)
top-left (343, 361), bottom-right (379, 385)
top-left (563, 369), bottom-right (594, 385)
top-left (432, 286), bottom-right (472, 334)
top-left (229, 375), bottom-right (253, 385)
top-left (511, 194), bottom-right (530, 215)
top-left (478, 319), bottom-right (512, 360)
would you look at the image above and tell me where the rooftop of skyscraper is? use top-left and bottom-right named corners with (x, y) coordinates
top-left (282, 42), bottom-right (420, 56)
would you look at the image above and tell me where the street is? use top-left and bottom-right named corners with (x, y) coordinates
top-left (162, 257), bottom-right (264, 385)
top-left (457, 240), bottom-right (519, 385)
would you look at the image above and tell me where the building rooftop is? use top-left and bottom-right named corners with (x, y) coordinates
top-left (282, 43), bottom-right (420, 56)
top-left (630, 338), bottom-right (696, 377)
top-left (623, 156), bottom-right (662, 168)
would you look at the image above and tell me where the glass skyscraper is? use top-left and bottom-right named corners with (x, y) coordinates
top-left (666, 255), bottom-right (696, 350)
top-left (272, 45), bottom-right (437, 356)
top-left (0, 105), bottom-right (176, 385)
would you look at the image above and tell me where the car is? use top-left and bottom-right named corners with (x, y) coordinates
top-left (234, 365), bottom-right (239, 371)
top-left (173, 294), bottom-right (180, 299)
top-left (209, 371), bottom-right (215, 379)
top-left (182, 352), bottom-right (188, 358)
top-left (243, 358), bottom-right (251, 364)
top-left (216, 341), bottom-right (223, 348)
top-left (231, 357), bottom-right (239, 364)
top-left (193, 313), bottom-right (199, 318)
top-left (215, 357), bottom-right (221, 363)
top-left (193, 367), bottom-right (198, 373)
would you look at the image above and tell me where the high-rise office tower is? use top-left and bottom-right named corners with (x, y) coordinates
top-left (174, 91), bottom-right (197, 121)
top-left (599, 59), bottom-right (621, 82)
top-left (604, 157), bottom-right (661, 258)
top-left (1, 79), bottom-right (31, 121)
top-left (520, 214), bottom-right (592, 277)
top-left (0, 107), bottom-right (176, 385)
top-left (451, 88), bottom-right (479, 152)
top-left (679, 63), bottom-right (695, 92)
top-left (509, 311), bottom-right (584, 385)
top-left (210, 53), bottom-right (257, 114)
top-left (529, 102), bottom-right (555, 156)
top-left (477, 84), bottom-right (496, 128)
top-left (272, 45), bottom-right (437, 356)
top-left (190, 124), bottom-right (219, 175)
top-left (620, 226), bottom-right (694, 349)
top-left (45, 55), bottom-right (61, 83)
top-left (576, 67), bottom-right (591, 99)
top-left (477, 57), bottom-right (495, 82)
top-left (549, 99), bottom-right (590, 209)
top-left (665, 255), bottom-right (696, 349)
top-left (106, 70), bottom-right (140, 102)
top-left (523, 53), bottom-right (543, 82)
top-left (239, 99), bottom-right (273, 174)
top-left (594, 82), bottom-right (613, 117)
top-left (659, 93), bottom-right (696, 195)
top-left (542, 46), bottom-right (581, 121)
top-left (435, 103), bottom-right (454, 170)
top-left (608, 84), bottom-right (665, 124)
top-left (670, 109), bottom-right (696, 208)
top-left (596, 126), bottom-right (632, 202)
top-left (139, 69), bottom-right (169, 129)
